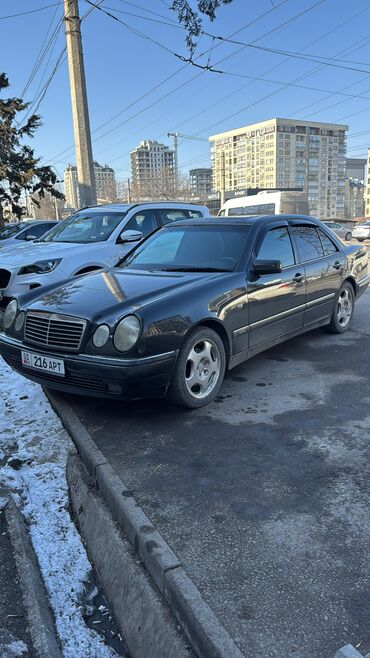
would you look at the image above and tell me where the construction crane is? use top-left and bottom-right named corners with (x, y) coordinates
top-left (166, 132), bottom-right (208, 181)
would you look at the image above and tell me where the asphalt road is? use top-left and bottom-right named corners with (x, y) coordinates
top-left (62, 288), bottom-right (370, 658)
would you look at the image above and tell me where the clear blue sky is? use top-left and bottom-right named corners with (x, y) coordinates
top-left (1, 0), bottom-right (370, 183)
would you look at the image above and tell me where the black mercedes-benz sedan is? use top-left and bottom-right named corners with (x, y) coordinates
top-left (0, 215), bottom-right (368, 408)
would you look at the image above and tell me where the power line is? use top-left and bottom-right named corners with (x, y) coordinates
top-left (20, 5), bottom-right (63, 98)
top-left (199, 37), bottom-right (370, 74)
top-left (47, 0), bottom-right (293, 163)
top-left (0, 2), bottom-right (62, 20)
top-left (20, 0), bottom-right (103, 127)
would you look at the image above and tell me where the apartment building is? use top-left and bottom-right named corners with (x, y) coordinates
top-left (209, 118), bottom-right (348, 218)
top-left (130, 140), bottom-right (176, 200)
top-left (189, 168), bottom-right (212, 195)
top-left (64, 164), bottom-right (79, 209)
top-left (366, 148), bottom-right (370, 217)
top-left (64, 162), bottom-right (117, 208)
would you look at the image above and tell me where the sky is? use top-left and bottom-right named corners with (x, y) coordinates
top-left (1, 0), bottom-right (370, 185)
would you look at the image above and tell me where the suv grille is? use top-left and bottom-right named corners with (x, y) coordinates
top-left (0, 269), bottom-right (11, 289)
top-left (25, 312), bottom-right (86, 352)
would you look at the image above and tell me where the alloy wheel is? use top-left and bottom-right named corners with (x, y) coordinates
top-left (336, 288), bottom-right (353, 328)
top-left (185, 338), bottom-right (221, 399)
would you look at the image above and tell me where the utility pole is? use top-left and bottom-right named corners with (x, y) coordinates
top-left (64, 0), bottom-right (96, 208)
top-left (167, 132), bottom-right (179, 193)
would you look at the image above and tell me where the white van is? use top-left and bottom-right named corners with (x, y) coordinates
top-left (219, 191), bottom-right (309, 217)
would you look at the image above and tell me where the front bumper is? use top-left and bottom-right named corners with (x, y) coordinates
top-left (0, 333), bottom-right (178, 400)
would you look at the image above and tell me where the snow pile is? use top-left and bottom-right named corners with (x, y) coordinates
top-left (0, 359), bottom-right (118, 658)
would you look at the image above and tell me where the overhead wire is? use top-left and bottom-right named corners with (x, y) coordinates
top-left (20, 0), bottom-right (104, 128)
top-left (47, 0), bottom-right (293, 163)
top-left (0, 3), bottom-right (62, 21)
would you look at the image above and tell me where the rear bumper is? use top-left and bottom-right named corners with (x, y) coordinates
top-left (0, 333), bottom-right (178, 400)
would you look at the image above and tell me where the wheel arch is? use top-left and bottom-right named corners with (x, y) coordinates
top-left (343, 276), bottom-right (357, 297)
top-left (191, 318), bottom-right (231, 367)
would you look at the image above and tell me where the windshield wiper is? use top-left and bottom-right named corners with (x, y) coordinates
top-left (159, 266), bottom-right (229, 272)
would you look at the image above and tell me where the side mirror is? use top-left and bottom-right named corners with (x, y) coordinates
top-left (118, 229), bottom-right (143, 243)
top-left (25, 235), bottom-right (37, 241)
top-left (254, 259), bottom-right (282, 275)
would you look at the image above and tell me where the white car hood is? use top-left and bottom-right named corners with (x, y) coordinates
top-left (0, 240), bottom-right (108, 267)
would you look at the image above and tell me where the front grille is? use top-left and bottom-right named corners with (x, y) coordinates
top-left (0, 268), bottom-right (11, 289)
top-left (25, 312), bottom-right (86, 352)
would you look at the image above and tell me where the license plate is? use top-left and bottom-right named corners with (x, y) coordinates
top-left (21, 350), bottom-right (65, 376)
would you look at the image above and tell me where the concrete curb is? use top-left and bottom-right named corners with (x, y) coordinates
top-left (5, 497), bottom-right (62, 658)
top-left (68, 453), bottom-right (193, 658)
top-left (46, 389), bottom-right (245, 658)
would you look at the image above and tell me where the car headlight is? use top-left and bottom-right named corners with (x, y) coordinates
top-left (18, 259), bottom-right (62, 275)
top-left (3, 299), bottom-right (18, 329)
top-left (92, 324), bottom-right (110, 348)
top-left (113, 315), bottom-right (141, 352)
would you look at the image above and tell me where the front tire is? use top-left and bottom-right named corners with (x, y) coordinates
top-left (327, 282), bottom-right (355, 333)
top-left (167, 326), bottom-right (226, 408)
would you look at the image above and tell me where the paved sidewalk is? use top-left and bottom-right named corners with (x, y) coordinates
top-left (62, 291), bottom-right (370, 658)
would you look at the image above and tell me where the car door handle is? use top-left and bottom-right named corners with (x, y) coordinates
top-left (332, 261), bottom-right (342, 270)
top-left (293, 273), bottom-right (304, 283)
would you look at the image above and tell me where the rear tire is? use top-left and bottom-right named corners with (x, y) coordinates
top-left (327, 282), bottom-right (355, 334)
top-left (167, 326), bottom-right (226, 408)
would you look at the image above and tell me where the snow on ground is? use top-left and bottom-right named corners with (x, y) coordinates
top-left (0, 359), bottom-right (118, 658)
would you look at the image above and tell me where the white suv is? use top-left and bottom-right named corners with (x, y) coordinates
top-left (352, 221), bottom-right (370, 242)
top-left (0, 202), bottom-right (209, 302)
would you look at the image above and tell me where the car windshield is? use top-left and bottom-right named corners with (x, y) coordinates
top-left (0, 222), bottom-right (29, 240)
top-left (120, 224), bottom-right (251, 272)
top-left (40, 211), bottom-right (126, 243)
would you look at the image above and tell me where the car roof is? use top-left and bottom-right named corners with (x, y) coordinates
top-left (79, 201), bottom-right (207, 213)
top-left (167, 214), bottom-right (320, 227)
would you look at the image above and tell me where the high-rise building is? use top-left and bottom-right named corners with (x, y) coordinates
top-left (189, 168), bottom-right (212, 195)
top-left (130, 140), bottom-right (175, 200)
top-left (93, 162), bottom-right (117, 203)
top-left (64, 162), bottom-right (117, 208)
top-left (365, 148), bottom-right (370, 217)
top-left (346, 158), bottom-right (367, 182)
top-left (64, 164), bottom-right (79, 209)
top-left (209, 118), bottom-right (348, 218)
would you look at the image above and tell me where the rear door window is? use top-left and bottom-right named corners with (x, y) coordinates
top-left (292, 226), bottom-right (325, 262)
top-left (187, 209), bottom-right (204, 218)
top-left (256, 227), bottom-right (295, 268)
top-left (319, 230), bottom-right (339, 255)
top-left (159, 209), bottom-right (189, 225)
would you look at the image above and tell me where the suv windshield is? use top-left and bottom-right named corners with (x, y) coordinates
top-left (41, 211), bottom-right (126, 243)
top-left (0, 222), bottom-right (29, 240)
top-left (121, 225), bottom-right (251, 272)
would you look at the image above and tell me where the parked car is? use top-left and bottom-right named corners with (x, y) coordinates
top-left (0, 203), bottom-right (209, 303)
top-left (352, 221), bottom-right (370, 242)
top-left (0, 220), bottom-right (57, 249)
top-left (322, 221), bottom-right (352, 242)
top-left (0, 215), bottom-right (367, 408)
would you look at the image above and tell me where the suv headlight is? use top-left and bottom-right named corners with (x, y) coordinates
top-left (113, 315), bottom-right (141, 352)
top-left (3, 299), bottom-right (18, 329)
top-left (18, 259), bottom-right (62, 275)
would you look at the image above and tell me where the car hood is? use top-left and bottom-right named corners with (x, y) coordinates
top-left (23, 268), bottom-right (231, 322)
top-left (0, 240), bottom-right (107, 265)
